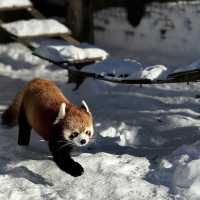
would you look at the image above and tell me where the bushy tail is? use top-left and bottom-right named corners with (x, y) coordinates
top-left (1, 89), bottom-right (25, 127)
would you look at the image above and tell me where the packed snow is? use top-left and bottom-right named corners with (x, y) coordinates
top-left (0, 0), bottom-right (32, 9)
top-left (1, 19), bottom-right (71, 37)
top-left (1, 42), bottom-right (200, 200)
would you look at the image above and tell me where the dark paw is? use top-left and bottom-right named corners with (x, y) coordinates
top-left (49, 137), bottom-right (84, 177)
top-left (68, 161), bottom-right (84, 177)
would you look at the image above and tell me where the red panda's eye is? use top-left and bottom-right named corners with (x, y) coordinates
top-left (86, 131), bottom-right (91, 136)
top-left (69, 132), bottom-right (79, 140)
top-left (73, 132), bottom-right (79, 137)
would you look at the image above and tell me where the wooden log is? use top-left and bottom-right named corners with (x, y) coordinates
top-left (65, 0), bottom-right (94, 43)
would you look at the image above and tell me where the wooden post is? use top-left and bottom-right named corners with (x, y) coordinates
top-left (65, 0), bottom-right (94, 43)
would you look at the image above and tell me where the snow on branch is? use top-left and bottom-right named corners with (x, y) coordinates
top-left (33, 48), bottom-right (200, 87)
top-left (34, 44), bottom-right (108, 64)
top-left (1, 19), bottom-right (71, 38)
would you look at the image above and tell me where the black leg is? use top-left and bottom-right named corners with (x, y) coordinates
top-left (48, 129), bottom-right (84, 177)
top-left (52, 150), bottom-right (84, 177)
top-left (18, 110), bottom-right (31, 146)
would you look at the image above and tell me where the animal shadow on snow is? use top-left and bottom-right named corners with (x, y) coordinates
top-left (0, 122), bottom-right (53, 186)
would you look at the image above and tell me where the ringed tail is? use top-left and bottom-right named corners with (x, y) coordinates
top-left (1, 89), bottom-right (24, 127)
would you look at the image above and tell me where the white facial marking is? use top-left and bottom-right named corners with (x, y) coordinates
top-left (63, 129), bottom-right (71, 140)
top-left (53, 102), bottom-right (66, 125)
top-left (73, 133), bottom-right (90, 146)
top-left (87, 125), bottom-right (94, 137)
top-left (63, 127), bottom-right (94, 146)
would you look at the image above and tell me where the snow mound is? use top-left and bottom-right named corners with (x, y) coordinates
top-left (2, 19), bottom-right (71, 37)
top-left (34, 44), bottom-right (109, 63)
top-left (0, 0), bottom-right (32, 9)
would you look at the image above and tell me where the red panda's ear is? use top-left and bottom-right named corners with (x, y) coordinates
top-left (53, 103), bottom-right (66, 124)
top-left (80, 100), bottom-right (90, 113)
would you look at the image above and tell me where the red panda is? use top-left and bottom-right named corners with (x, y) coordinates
top-left (2, 78), bottom-right (94, 176)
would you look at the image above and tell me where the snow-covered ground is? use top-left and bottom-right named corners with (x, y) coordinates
top-left (1, 42), bottom-right (200, 200)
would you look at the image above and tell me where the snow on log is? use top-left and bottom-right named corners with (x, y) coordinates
top-left (0, 0), bottom-right (32, 10)
top-left (82, 58), bottom-right (142, 77)
top-left (1, 19), bottom-right (71, 38)
top-left (127, 65), bottom-right (168, 80)
top-left (82, 60), bottom-right (168, 81)
top-left (168, 60), bottom-right (200, 81)
top-left (34, 44), bottom-right (109, 63)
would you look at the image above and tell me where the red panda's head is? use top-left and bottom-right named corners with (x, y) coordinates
top-left (53, 101), bottom-right (94, 146)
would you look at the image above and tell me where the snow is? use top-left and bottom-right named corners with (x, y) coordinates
top-left (148, 141), bottom-right (200, 200)
top-left (1, 42), bottom-right (200, 199)
top-left (82, 58), bottom-right (142, 78)
top-left (0, 63), bottom-right (68, 82)
top-left (174, 60), bottom-right (200, 73)
top-left (136, 65), bottom-right (168, 80)
top-left (94, 4), bottom-right (200, 66)
top-left (1, 19), bottom-right (71, 37)
top-left (34, 44), bottom-right (109, 63)
top-left (0, 0), bottom-right (32, 9)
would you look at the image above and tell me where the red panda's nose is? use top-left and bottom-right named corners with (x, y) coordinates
top-left (80, 139), bottom-right (86, 145)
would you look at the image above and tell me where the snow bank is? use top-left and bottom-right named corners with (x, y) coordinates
top-left (2, 19), bottom-right (71, 37)
top-left (0, 0), bottom-right (32, 9)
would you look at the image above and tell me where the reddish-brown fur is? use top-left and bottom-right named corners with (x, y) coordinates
top-left (2, 78), bottom-right (93, 140)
